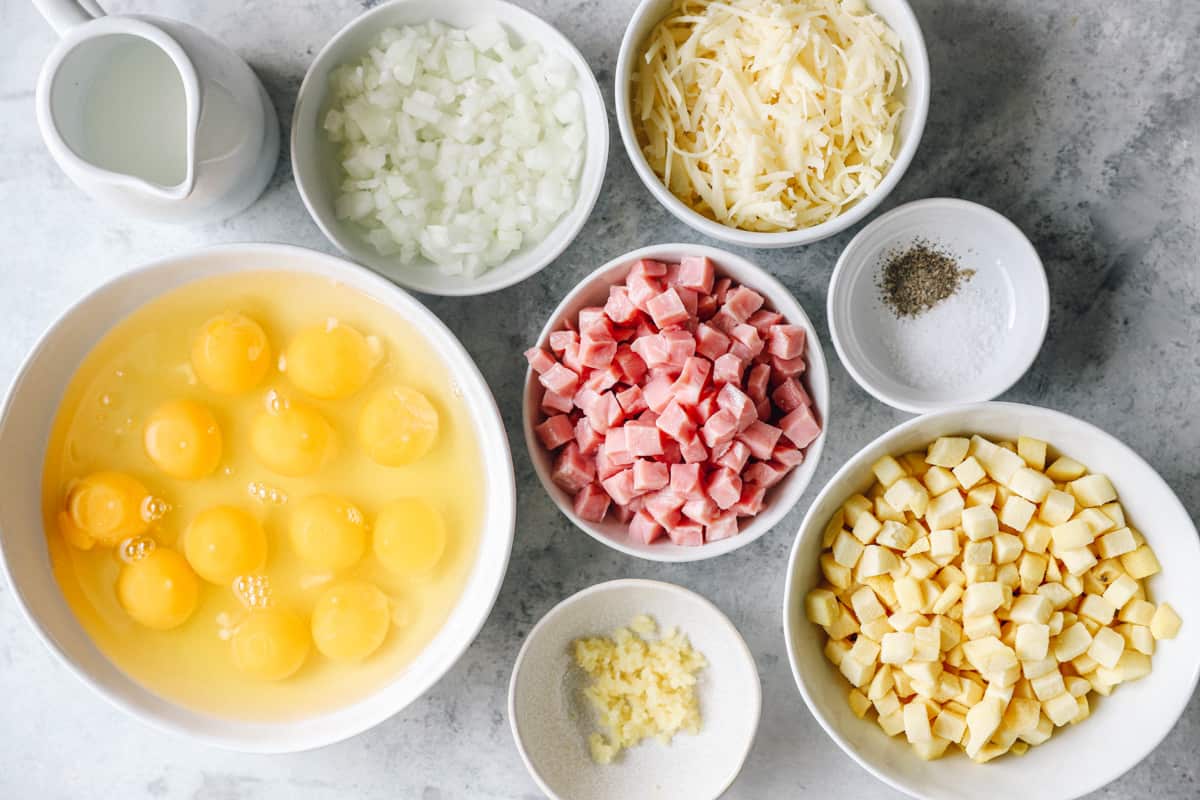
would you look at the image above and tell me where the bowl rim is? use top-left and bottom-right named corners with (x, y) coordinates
top-left (827, 197), bottom-right (1051, 414)
top-left (0, 242), bottom-right (516, 753)
top-left (780, 400), bottom-right (1200, 799)
top-left (521, 242), bottom-right (831, 562)
top-left (290, 0), bottom-right (610, 296)
top-left (613, 0), bottom-right (931, 249)
top-left (507, 577), bottom-right (763, 800)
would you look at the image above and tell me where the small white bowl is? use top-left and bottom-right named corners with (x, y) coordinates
top-left (509, 579), bottom-right (761, 800)
top-left (0, 243), bottom-right (516, 752)
top-left (523, 244), bottom-right (830, 562)
top-left (782, 402), bottom-right (1200, 800)
top-left (828, 198), bottom-right (1050, 413)
top-left (615, 0), bottom-right (930, 249)
top-left (292, 0), bottom-right (609, 296)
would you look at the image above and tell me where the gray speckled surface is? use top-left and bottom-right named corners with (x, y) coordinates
top-left (1, 0), bottom-right (1197, 797)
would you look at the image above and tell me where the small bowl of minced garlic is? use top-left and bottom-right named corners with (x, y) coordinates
top-left (508, 579), bottom-right (761, 800)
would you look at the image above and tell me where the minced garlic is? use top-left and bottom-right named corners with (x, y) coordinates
top-left (571, 615), bottom-right (707, 764)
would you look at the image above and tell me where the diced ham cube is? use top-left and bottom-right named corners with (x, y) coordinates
top-left (583, 364), bottom-right (621, 393)
top-left (675, 287), bottom-right (698, 317)
top-left (701, 409), bottom-right (739, 449)
top-left (660, 438), bottom-right (682, 463)
top-left (773, 445), bottom-right (805, 468)
top-left (722, 286), bottom-right (764, 322)
top-left (614, 346), bottom-right (647, 384)
top-left (668, 519), bottom-right (704, 546)
top-left (670, 463), bottom-right (704, 500)
top-left (578, 307), bottom-right (611, 338)
top-left (646, 288), bottom-right (690, 328)
top-left (677, 255), bottom-right (715, 293)
top-left (549, 330), bottom-right (578, 356)
top-left (561, 338), bottom-right (584, 374)
top-left (729, 324), bottom-right (764, 360)
top-left (535, 414), bottom-right (574, 450)
top-left (767, 324), bottom-right (807, 359)
top-left (629, 509), bottom-right (665, 544)
top-left (746, 364), bottom-right (770, 402)
top-left (744, 461), bottom-right (788, 488)
top-left (695, 323), bottom-right (731, 360)
top-left (541, 390), bottom-right (573, 415)
top-left (579, 334), bottom-right (617, 369)
top-left (696, 293), bottom-right (718, 320)
top-left (637, 409), bottom-right (659, 425)
top-left (771, 376), bottom-right (811, 413)
top-left (715, 440), bottom-right (751, 472)
top-left (632, 459), bottom-right (670, 493)
top-left (525, 347), bottom-right (557, 374)
top-left (660, 329), bottom-right (696, 368)
top-left (630, 258), bottom-right (668, 278)
top-left (573, 386), bottom-right (600, 414)
top-left (737, 420), bottom-right (783, 460)
top-left (709, 309), bottom-right (739, 334)
top-left (681, 495), bottom-right (719, 525)
top-left (616, 385), bottom-right (647, 415)
top-left (707, 468), bottom-right (743, 510)
top-left (575, 417), bottom-right (603, 455)
top-left (625, 423), bottom-right (664, 457)
top-left (670, 357), bottom-right (711, 406)
top-left (539, 362), bottom-right (579, 397)
top-left (712, 353), bottom-right (746, 386)
top-left (601, 468), bottom-right (640, 506)
top-left (573, 483), bottom-right (610, 522)
top-left (614, 502), bottom-right (636, 524)
top-left (655, 400), bottom-right (696, 443)
top-left (627, 271), bottom-right (662, 312)
top-left (705, 513), bottom-right (739, 542)
top-left (604, 426), bottom-right (627, 454)
top-left (780, 403), bottom-right (822, 448)
top-left (631, 333), bottom-right (671, 369)
top-left (713, 277), bottom-right (731, 303)
top-left (642, 373), bottom-right (675, 414)
top-left (695, 390), bottom-right (718, 421)
top-left (717, 384), bottom-right (757, 431)
top-left (732, 484), bottom-right (767, 517)
top-left (552, 443), bottom-right (594, 492)
top-left (612, 325), bottom-right (636, 342)
top-left (771, 354), bottom-right (807, 377)
top-left (585, 391), bottom-right (624, 434)
top-left (594, 444), bottom-right (622, 480)
top-left (644, 488), bottom-right (684, 528)
top-left (604, 286), bottom-right (640, 324)
top-left (679, 434), bottom-right (708, 463)
top-left (747, 310), bottom-right (784, 335)
top-left (755, 398), bottom-right (772, 423)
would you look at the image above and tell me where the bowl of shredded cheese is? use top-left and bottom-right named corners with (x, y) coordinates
top-left (616, 0), bottom-right (929, 248)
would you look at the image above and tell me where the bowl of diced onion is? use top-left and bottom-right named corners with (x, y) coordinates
top-left (782, 402), bottom-right (1200, 799)
top-left (292, 0), bottom-right (608, 295)
top-left (615, 0), bottom-right (930, 248)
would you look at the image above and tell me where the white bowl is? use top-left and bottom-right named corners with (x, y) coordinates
top-left (614, 0), bottom-right (930, 249)
top-left (509, 579), bottom-right (761, 800)
top-left (828, 198), bottom-right (1050, 413)
top-left (0, 243), bottom-right (516, 752)
top-left (523, 244), bottom-right (830, 562)
top-left (292, 0), bottom-right (609, 296)
top-left (782, 402), bottom-right (1200, 800)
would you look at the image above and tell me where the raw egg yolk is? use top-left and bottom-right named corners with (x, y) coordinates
top-left (184, 505), bottom-right (267, 584)
top-left (358, 387), bottom-right (439, 467)
top-left (65, 471), bottom-right (150, 547)
top-left (191, 312), bottom-right (272, 394)
top-left (143, 399), bottom-right (223, 479)
top-left (249, 403), bottom-right (333, 477)
top-left (231, 608), bottom-right (310, 681)
top-left (285, 322), bottom-right (373, 400)
top-left (373, 498), bottom-right (446, 576)
top-left (310, 581), bottom-right (390, 662)
top-left (289, 494), bottom-right (368, 571)
top-left (117, 548), bottom-right (200, 630)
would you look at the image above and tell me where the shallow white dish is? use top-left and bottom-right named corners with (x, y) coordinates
top-left (615, 0), bottom-right (929, 249)
top-left (522, 243), bottom-right (830, 563)
top-left (0, 243), bottom-right (516, 753)
top-left (828, 198), bottom-right (1049, 413)
top-left (782, 402), bottom-right (1200, 800)
top-left (292, 0), bottom-right (609, 296)
top-left (509, 579), bottom-right (761, 800)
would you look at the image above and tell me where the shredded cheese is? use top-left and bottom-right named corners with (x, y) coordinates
top-left (633, 0), bottom-right (907, 232)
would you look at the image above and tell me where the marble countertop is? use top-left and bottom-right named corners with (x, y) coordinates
top-left (1, 0), bottom-right (1197, 797)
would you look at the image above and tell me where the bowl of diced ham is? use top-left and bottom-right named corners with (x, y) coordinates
top-left (523, 244), bottom-right (829, 562)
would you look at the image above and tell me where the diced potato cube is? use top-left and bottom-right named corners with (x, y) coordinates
top-left (932, 583), bottom-right (965, 616)
top-left (861, 618), bottom-right (893, 642)
top-left (850, 637), bottom-right (882, 668)
top-left (963, 540), bottom-right (993, 567)
top-left (849, 586), bottom-right (886, 623)
top-left (1069, 474), bottom-right (1117, 508)
top-left (1043, 691), bottom-right (1080, 727)
top-left (1078, 594), bottom-right (1117, 626)
top-left (823, 510), bottom-right (845, 548)
top-left (1062, 572), bottom-right (1085, 597)
top-left (900, 660), bottom-right (944, 688)
top-left (832, 530), bottom-right (864, 568)
top-left (1114, 650), bottom-right (1152, 682)
top-left (851, 511), bottom-right (883, 544)
top-left (1010, 593), bottom-right (1053, 625)
top-left (1009, 467), bottom-right (1054, 503)
top-left (1051, 519), bottom-right (1095, 551)
top-left (1099, 501), bottom-right (1126, 528)
top-left (867, 663), bottom-right (894, 700)
top-left (972, 741), bottom-right (1012, 764)
top-left (1150, 603), bottom-right (1182, 640)
top-left (1018, 552), bottom-right (1049, 593)
top-left (963, 697), bottom-right (1005, 757)
top-left (1048, 610), bottom-right (1064, 636)
top-left (953, 456), bottom-right (987, 490)
top-left (885, 477), bottom-right (930, 516)
top-left (912, 626), bottom-right (941, 661)
top-left (984, 446), bottom-right (1026, 485)
top-left (997, 563), bottom-right (1020, 591)
top-left (876, 520), bottom-right (915, 551)
top-left (1060, 546), bottom-right (1098, 576)
top-left (878, 708), bottom-right (905, 737)
top-left (892, 668), bottom-right (914, 698)
top-left (954, 676), bottom-right (985, 707)
top-left (1119, 598), bottom-right (1156, 626)
top-left (881, 631), bottom-right (915, 664)
top-left (894, 576), bottom-right (923, 613)
top-left (806, 588), bottom-right (840, 626)
top-left (874, 688), bottom-right (901, 717)
top-left (1020, 522), bottom-right (1053, 556)
top-left (889, 611), bottom-right (928, 633)
top-left (966, 482), bottom-right (997, 508)
top-left (904, 536), bottom-right (931, 557)
top-left (964, 563), bottom-right (997, 584)
top-left (857, 545), bottom-right (900, 578)
top-left (1053, 622), bottom-right (1093, 661)
top-left (1011, 741), bottom-right (1031, 756)
top-left (903, 700), bottom-right (933, 743)
top-left (962, 505), bottom-right (999, 541)
top-left (1077, 508), bottom-right (1116, 536)
top-left (875, 496), bottom-right (906, 523)
top-left (864, 575), bottom-right (899, 609)
top-left (905, 554), bottom-right (938, 581)
top-left (925, 489), bottom-right (964, 530)
top-left (1017, 437), bottom-right (1047, 471)
top-left (1021, 656), bottom-right (1058, 680)
top-left (1120, 545), bottom-right (1161, 580)
top-left (839, 653), bottom-right (876, 687)
top-left (963, 614), bottom-right (1001, 640)
top-left (993, 533), bottom-right (1024, 564)
top-left (1118, 623), bottom-right (1155, 656)
top-left (929, 529), bottom-right (960, 561)
top-left (1003, 696), bottom-right (1042, 734)
top-left (842, 494), bottom-right (873, 527)
top-left (1064, 675), bottom-right (1090, 698)
top-left (1019, 714), bottom-right (1054, 745)
top-left (825, 638), bottom-right (851, 666)
top-left (1070, 694), bottom-right (1091, 725)
top-left (913, 735), bottom-right (951, 761)
top-left (826, 606), bottom-right (860, 640)
top-left (927, 437), bottom-right (970, 468)
top-left (999, 496), bottom-right (1036, 533)
top-left (820, 553), bottom-right (852, 589)
top-left (1086, 626), bottom-right (1125, 669)
top-left (923, 467), bottom-right (959, 497)
top-left (932, 708), bottom-right (967, 742)
top-left (848, 687), bottom-right (872, 718)
top-left (872, 455), bottom-right (908, 488)
top-left (1030, 668), bottom-right (1066, 701)
top-left (1038, 582), bottom-right (1075, 610)
top-left (937, 564), bottom-right (967, 588)
top-left (963, 582), bottom-right (1005, 618)
top-left (902, 451), bottom-right (932, 476)
top-left (1045, 456), bottom-right (1087, 482)
top-left (985, 680), bottom-right (1015, 706)
top-left (1038, 490), bottom-right (1076, 526)
top-left (1097, 527), bottom-right (1137, 559)
top-left (1015, 623), bottom-right (1050, 661)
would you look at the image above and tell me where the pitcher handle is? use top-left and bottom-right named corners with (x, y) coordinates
top-left (32, 0), bottom-right (105, 35)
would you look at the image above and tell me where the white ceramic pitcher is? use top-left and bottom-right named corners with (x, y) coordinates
top-left (33, 0), bottom-right (279, 223)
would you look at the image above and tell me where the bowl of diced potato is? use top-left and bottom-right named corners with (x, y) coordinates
top-left (782, 402), bottom-right (1198, 800)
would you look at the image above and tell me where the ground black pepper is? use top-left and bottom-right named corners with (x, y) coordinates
top-left (877, 240), bottom-right (974, 318)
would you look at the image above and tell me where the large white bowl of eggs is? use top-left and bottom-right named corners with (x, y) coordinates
top-left (0, 243), bottom-right (515, 752)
